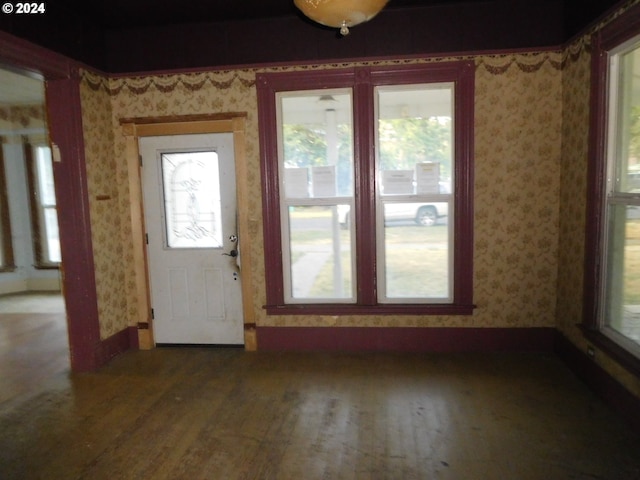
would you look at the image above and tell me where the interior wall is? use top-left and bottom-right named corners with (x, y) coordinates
top-left (77, 50), bottom-right (564, 340)
top-left (77, 78), bottom-right (123, 339)
top-left (73, 0), bottom-right (640, 400)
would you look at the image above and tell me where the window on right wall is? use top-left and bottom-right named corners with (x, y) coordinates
top-left (586, 4), bottom-right (640, 371)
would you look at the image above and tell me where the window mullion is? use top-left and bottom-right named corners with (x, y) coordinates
top-left (353, 69), bottom-right (377, 305)
top-left (452, 62), bottom-right (475, 305)
top-left (258, 80), bottom-right (286, 306)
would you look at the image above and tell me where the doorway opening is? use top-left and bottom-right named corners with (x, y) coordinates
top-left (0, 66), bottom-right (68, 398)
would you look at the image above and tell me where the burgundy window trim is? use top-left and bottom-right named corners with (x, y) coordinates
top-left (0, 139), bottom-right (15, 272)
top-left (257, 61), bottom-right (475, 315)
top-left (584, 3), bottom-right (640, 376)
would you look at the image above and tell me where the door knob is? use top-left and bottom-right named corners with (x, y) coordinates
top-left (222, 249), bottom-right (238, 258)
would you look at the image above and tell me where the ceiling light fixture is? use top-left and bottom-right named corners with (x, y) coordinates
top-left (294, 0), bottom-right (388, 36)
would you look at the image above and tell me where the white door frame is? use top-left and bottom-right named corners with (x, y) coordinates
top-left (121, 114), bottom-right (257, 350)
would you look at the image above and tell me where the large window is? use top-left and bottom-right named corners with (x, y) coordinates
top-left (26, 143), bottom-right (60, 267)
top-left (586, 6), bottom-right (640, 370)
top-left (257, 63), bottom-right (474, 315)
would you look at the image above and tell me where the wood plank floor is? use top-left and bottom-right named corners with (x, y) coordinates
top-left (1, 347), bottom-right (639, 479)
top-left (0, 292), bottom-right (68, 404)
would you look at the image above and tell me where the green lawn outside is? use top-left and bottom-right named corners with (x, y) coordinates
top-left (290, 205), bottom-right (449, 298)
top-left (289, 208), bottom-right (638, 304)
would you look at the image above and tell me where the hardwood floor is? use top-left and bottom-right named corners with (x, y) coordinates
top-left (1, 346), bottom-right (639, 479)
top-left (0, 292), bottom-right (68, 404)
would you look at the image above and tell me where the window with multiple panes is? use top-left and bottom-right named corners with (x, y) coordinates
top-left (257, 62), bottom-right (474, 315)
top-left (586, 6), bottom-right (640, 369)
top-left (26, 143), bottom-right (61, 267)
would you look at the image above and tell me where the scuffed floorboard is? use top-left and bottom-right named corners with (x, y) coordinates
top-left (1, 348), bottom-right (639, 479)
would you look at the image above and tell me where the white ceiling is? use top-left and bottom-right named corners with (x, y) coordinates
top-left (0, 68), bottom-right (44, 106)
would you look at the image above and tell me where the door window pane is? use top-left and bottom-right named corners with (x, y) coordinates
top-left (161, 151), bottom-right (222, 249)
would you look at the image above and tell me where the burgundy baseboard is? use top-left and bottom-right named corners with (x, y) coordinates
top-left (256, 326), bottom-right (556, 352)
top-left (555, 332), bottom-right (640, 433)
top-left (95, 326), bottom-right (139, 368)
top-left (69, 326), bottom-right (138, 372)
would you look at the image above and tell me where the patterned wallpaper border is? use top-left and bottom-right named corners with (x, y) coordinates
top-left (82, 70), bottom-right (254, 95)
top-left (80, 43), bottom-right (590, 96)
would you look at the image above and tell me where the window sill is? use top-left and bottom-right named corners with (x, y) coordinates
top-left (265, 303), bottom-right (476, 316)
top-left (580, 325), bottom-right (640, 377)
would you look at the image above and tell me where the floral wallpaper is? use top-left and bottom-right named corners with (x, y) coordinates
top-left (557, 40), bottom-right (590, 340)
top-left (77, 1), bottom-right (640, 397)
top-left (69, 0), bottom-right (640, 412)
top-left (79, 51), bottom-right (564, 338)
top-left (79, 76), bottom-right (126, 339)
top-left (81, 69), bottom-right (262, 339)
top-left (473, 53), bottom-right (562, 329)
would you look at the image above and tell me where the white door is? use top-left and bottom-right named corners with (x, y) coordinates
top-left (140, 133), bottom-right (243, 345)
